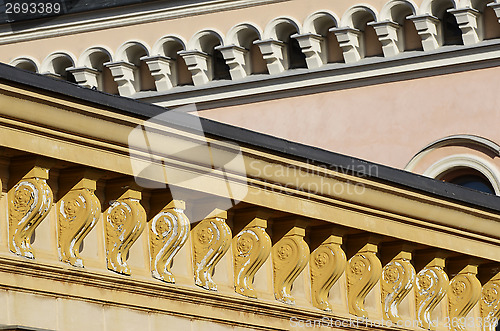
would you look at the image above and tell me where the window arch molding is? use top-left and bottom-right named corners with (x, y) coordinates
top-left (187, 29), bottom-right (225, 52)
top-left (339, 5), bottom-right (379, 30)
top-left (262, 16), bottom-right (302, 40)
top-left (422, 154), bottom-right (500, 194)
top-left (77, 46), bottom-right (113, 68)
top-left (226, 22), bottom-right (263, 48)
top-left (303, 10), bottom-right (339, 35)
top-left (405, 134), bottom-right (500, 171)
top-left (40, 51), bottom-right (76, 75)
top-left (379, 0), bottom-right (417, 22)
top-left (418, 0), bottom-right (457, 16)
top-left (10, 56), bottom-right (39, 72)
top-left (115, 40), bottom-right (150, 63)
top-left (151, 35), bottom-right (187, 57)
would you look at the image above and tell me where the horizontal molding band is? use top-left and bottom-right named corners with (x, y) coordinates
top-left (134, 39), bottom-right (500, 109)
top-left (0, 255), bottom-right (365, 330)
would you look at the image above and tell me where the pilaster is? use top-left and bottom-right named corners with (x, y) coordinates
top-left (272, 219), bottom-right (309, 304)
top-left (104, 181), bottom-right (146, 275)
top-left (448, 263), bottom-right (482, 331)
top-left (103, 61), bottom-right (138, 96)
top-left (177, 50), bottom-right (211, 86)
top-left (57, 169), bottom-right (101, 268)
top-left (233, 212), bottom-right (271, 298)
top-left (215, 45), bottom-right (249, 80)
top-left (8, 158), bottom-right (53, 259)
top-left (369, 20), bottom-right (403, 57)
top-left (310, 231), bottom-right (346, 311)
top-left (67, 67), bottom-right (100, 89)
top-left (329, 27), bottom-right (363, 63)
top-left (141, 55), bottom-right (176, 91)
top-left (415, 253), bottom-right (449, 330)
top-left (192, 208), bottom-right (232, 290)
top-left (381, 246), bottom-right (416, 323)
top-left (291, 33), bottom-right (325, 69)
top-left (149, 200), bottom-right (190, 283)
top-left (448, 8), bottom-right (481, 45)
top-left (253, 39), bottom-right (286, 74)
top-left (408, 14), bottom-right (441, 51)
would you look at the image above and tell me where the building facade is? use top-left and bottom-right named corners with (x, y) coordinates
top-left (0, 0), bottom-right (500, 330)
top-left (2, 0), bottom-right (500, 193)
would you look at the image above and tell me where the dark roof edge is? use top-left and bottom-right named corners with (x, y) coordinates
top-left (2, 62), bottom-right (500, 213)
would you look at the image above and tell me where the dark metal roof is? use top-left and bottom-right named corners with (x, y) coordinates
top-left (0, 0), bottom-right (162, 24)
top-left (2, 62), bottom-right (500, 213)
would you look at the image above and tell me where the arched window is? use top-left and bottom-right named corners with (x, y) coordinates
top-left (442, 11), bottom-right (463, 45)
top-left (117, 42), bottom-right (156, 91)
top-left (343, 7), bottom-right (383, 58)
top-left (176, 55), bottom-right (194, 86)
top-left (439, 168), bottom-right (495, 194)
top-left (380, 1), bottom-right (422, 51)
top-left (226, 24), bottom-right (268, 75)
top-left (363, 22), bottom-right (384, 57)
top-left (287, 35), bottom-right (307, 69)
top-left (79, 48), bottom-right (117, 93)
top-left (42, 53), bottom-right (76, 82)
top-left (12, 58), bottom-right (38, 72)
top-left (403, 18), bottom-right (423, 51)
top-left (154, 37), bottom-right (193, 86)
top-left (303, 12), bottom-right (343, 63)
top-left (483, 5), bottom-right (500, 40)
top-left (249, 42), bottom-right (269, 74)
top-left (263, 18), bottom-right (306, 70)
top-left (212, 49), bottom-right (231, 80)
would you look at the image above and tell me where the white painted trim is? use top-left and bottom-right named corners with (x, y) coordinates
top-left (422, 154), bottom-right (500, 194)
top-left (10, 56), bottom-right (40, 72)
top-left (419, 0), bottom-right (458, 15)
top-left (187, 29), bottom-right (226, 51)
top-left (226, 23), bottom-right (263, 47)
top-left (405, 134), bottom-right (500, 171)
top-left (151, 35), bottom-right (187, 56)
top-left (115, 41), bottom-right (150, 62)
top-left (303, 11), bottom-right (339, 34)
top-left (339, 4), bottom-right (379, 29)
top-left (77, 46), bottom-right (114, 67)
top-left (0, 0), bottom-right (290, 46)
top-left (40, 51), bottom-right (77, 74)
top-left (379, 0), bottom-right (418, 21)
top-left (263, 16), bottom-right (302, 39)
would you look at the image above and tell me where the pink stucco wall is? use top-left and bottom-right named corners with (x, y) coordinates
top-left (199, 66), bottom-right (500, 169)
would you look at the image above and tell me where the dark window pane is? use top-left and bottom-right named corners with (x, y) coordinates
top-left (288, 37), bottom-right (307, 69)
top-left (213, 49), bottom-right (231, 80)
top-left (449, 175), bottom-right (495, 194)
top-left (443, 12), bottom-right (463, 45)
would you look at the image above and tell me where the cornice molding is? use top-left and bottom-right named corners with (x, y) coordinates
top-left (1, 78), bottom-right (500, 261)
top-left (0, 254), bottom-right (373, 330)
top-left (134, 39), bottom-right (500, 109)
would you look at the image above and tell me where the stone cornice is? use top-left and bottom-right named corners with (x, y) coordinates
top-left (0, 254), bottom-right (397, 330)
top-left (0, 81), bottom-right (500, 262)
